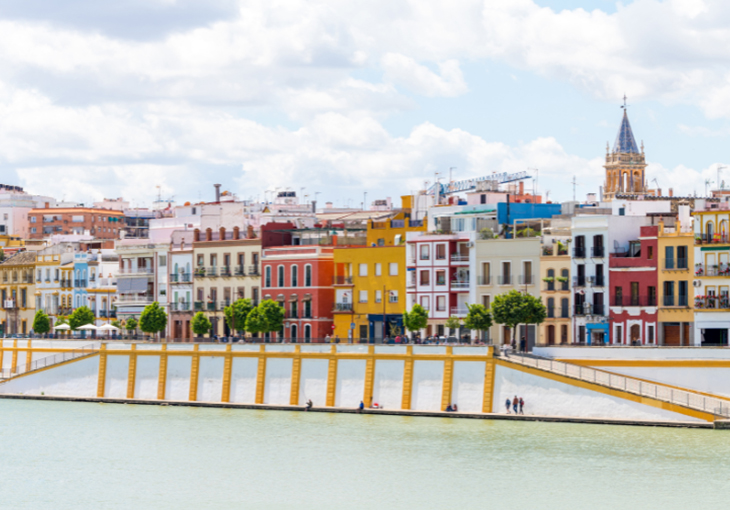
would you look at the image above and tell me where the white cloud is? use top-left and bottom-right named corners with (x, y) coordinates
top-left (382, 53), bottom-right (467, 97)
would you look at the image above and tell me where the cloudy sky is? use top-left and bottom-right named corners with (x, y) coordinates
top-left (1, 0), bottom-right (729, 207)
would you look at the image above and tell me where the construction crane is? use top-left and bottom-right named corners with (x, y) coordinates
top-left (427, 170), bottom-right (530, 196)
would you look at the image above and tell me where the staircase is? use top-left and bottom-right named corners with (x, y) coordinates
top-left (500, 351), bottom-right (730, 419)
top-left (0, 342), bottom-right (101, 380)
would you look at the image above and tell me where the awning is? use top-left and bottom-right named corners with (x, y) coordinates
top-left (289, 295), bottom-right (298, 302)
top-left (118, 277), bottom-right (148, 293)
top-left (302, 293), bottom-right (312, 301)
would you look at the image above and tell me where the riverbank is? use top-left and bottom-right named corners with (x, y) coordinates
top-left (0, 393), bottom-right (712, 429)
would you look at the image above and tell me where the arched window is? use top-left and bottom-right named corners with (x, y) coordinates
top-left (561, 269), bottom-right (569, 291)
top-left (304, 324), bottom-right (312, 341)
top-left (264, 266), bottom-right (271, 287)
top-left (277, 265), bottom-right (285, 287)
top-left (291, 265), bottom-right (298, 287)
top-left (547, 297), bottom-right (555, 317)
top-left (291, 324), bottom-right (298, 340)
top-left (304, 265), bottom-right (312, 287)
top-left (707, 221), bottom-right (715, 242)
top-left (560, 297), bottom-right (569, 318)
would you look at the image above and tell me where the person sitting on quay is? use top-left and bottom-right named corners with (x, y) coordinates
top-left (358, 401), bottom-right (364, 413)
top-left (445, 404), bottom-right (453, 412)
top-left (305, 399), bottom-right (313, 411)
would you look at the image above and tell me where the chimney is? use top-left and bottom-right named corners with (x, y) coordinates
top-left (193, 228), bottom-right (200, 242)
top-left (233, 226), bottom-right (240, 240)
top-left (45, 202), bottom-right (50, 209)
top-left (312, 200), bottom-right (316, 213)
top-left (214, 184), bottom-right (221, 203)
top-left (247, 225), bottom-right (255, 239)
top-left (519, 181), bottom-right (524, 195)
top-left (219, 227), bottom-right (226, 240)
top-left (206, 228), bottom-right (212, 241)
top-left (669, 188), bottom-right (674, 197)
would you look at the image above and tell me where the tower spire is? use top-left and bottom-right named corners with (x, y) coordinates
top-left (613, 97), bottom-right (639, 154)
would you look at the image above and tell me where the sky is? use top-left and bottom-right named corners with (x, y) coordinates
top-left (1, 0), bottom-right (730, 207)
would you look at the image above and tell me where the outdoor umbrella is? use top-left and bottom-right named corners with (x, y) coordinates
top-left (76, 324), bottom-right (98, 330)
top-left (97, 324), bottom-right (119, 331)
top-left (53, 324), bottom-right (70, 330)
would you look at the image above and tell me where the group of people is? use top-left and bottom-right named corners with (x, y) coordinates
top-left (445, 403), bottom-right (459, 412)
top-left (505, 395), bottom-right (525, 414)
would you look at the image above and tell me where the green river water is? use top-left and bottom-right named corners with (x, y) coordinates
top-left (0, 399), bottom-right (727, 509)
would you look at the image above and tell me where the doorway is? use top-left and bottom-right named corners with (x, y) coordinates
top-left (630, 324), bottom-right (641, 345)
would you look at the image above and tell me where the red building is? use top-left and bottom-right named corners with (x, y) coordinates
top-left (609, 226), bottom-right (659, 345)
top-left (261, 245), bottom-right (334, 341)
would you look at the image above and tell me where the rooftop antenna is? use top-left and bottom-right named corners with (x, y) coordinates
top-left (528, 167), bottom-right (539, 196)
top-left (651, 178), bottom-right (659, 196)
top-left (705, 179), bottom-right (714, 197)
top-left (572, 176), bottom-right (578, 202)
top-left (449, 167), bottom-right (456, 184)
top-left (718, 165), bottom-right (727, 190)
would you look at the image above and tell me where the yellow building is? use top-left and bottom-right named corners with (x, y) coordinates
top-left (656, 221), bottom-right (694, 345)
top-left (0, 251), bottom-right (36, 335)
top-left (332, 246), bottom-right (406, 341)
top-left (539, 242), bottom-right (571, 345)
top-left (366, 196), bottom-right (427, 247)
top-left (0, 235), bottom-right (25, 257)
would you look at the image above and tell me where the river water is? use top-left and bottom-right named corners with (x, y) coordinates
top-left (0, 399), bottom-right (727, 509)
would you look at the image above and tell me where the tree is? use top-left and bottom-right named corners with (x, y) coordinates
top-left (491, 290), bottom-right (547, 350)
top-left (224, 298), bottom-right (254, 335)
top-left (68, 306), bottom-right (95, 330)
top-left (111, 319), bottom-right (122, 329)
top-left (464, 304), bottom-right (493, 344)
top-left (444, 316), bottom-right (461, 338)
top-left (32, 310), bottom-right (51, 336)
top-left (139, 301), bottom-right (168, 339)
top-left (191, 312), bottom-right (211, 337)
top-left (125, 317), bottom-right (138, 336)
top-left (245, 300), bottom-right (284, 336)
top-left (403, 304), bottom-right (428, 339)
top-left (0, 247), bottom-right (5, 262)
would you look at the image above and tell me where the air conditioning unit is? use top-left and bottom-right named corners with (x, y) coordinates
top-left (466, 241), bottom-right (474, 248)
top-left (693, 280), bottom-right (701, 287)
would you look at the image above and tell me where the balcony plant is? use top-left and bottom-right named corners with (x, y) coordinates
top-left (542, 277), bottom-right (555, 282)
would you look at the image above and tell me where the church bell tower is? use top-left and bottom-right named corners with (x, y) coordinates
top-left (602, 99), bottom-right (647, 201)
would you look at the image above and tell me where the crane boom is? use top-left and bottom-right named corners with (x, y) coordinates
top-left (427, 171), bottom-right (530, 196)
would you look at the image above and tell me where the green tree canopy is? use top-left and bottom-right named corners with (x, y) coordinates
top-left (32, 309), bottom-right (51, 335)
top-left (191, 312), bottom-right (212, 336)
top-left (403, 304), bottom-right (428, 337)
top-left (463, 304), bottom-right (493, 341)
top-left (224, 298), bottom-right (254, 334)
top-left (491, 290), bottom-right (547, 345)
top-left (245, 300), bottom-right (284, 335)
top-left (68, 306), bottom-right (95, 330)
top-left (139, 301), bottom-right (168, 336)
top-left (125, 317), bottom-right (138, 332)
top-left (444, 315), bottom-right (461, 334)
top-left (111, 319), bottom-right (122, 329)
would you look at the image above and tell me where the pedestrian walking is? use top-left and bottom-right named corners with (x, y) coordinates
top-left (512, 395), bottom-right (519, 414)
top-left (505, 398), bottom-right (511, 413)
top-left (519, 336), bottom-right (526, 353)
top-left (519, 397), bottom-right (524, 415)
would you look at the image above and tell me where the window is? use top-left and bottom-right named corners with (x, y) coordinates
top-left (615, 325), bottom-right (623, 344)
top-left (419, 270), bottom-right (430, 286)
top-left (375, 290), bottom-right (382, 303)
top-left (389, 262), bottom-right (398, 276)
top-left (265, 266), bottom-right (272, 287)
top-left (648, 325), bottom-right (655, 344)
top-left (647, 246), bottom-right (654, 260)
top-left (210, 254), bottom-right (217, 267)
top-left (665, 246), bottom-right (675, 269)
top-left (522, 261), bottom-right (532, 285)
top-left (663, 281), bottom-right (674, 306)
top-left (158, 255), bottom-right (166, 267)
top-left (630, 282), bottom-right (639, 306)
top-left (678, 280), bottom-right (688, 306)
top-left (482, 295), bottom-right (491, 308)
top-left (436, 244), bottom-right (446, 260)
top-left (291, 265), bottom-right (298, 287)
top-left (420, 244), bottom-right (430, 260)
top-left (359, 290), bottom-right (368, 303)
top-left (305, 265), bottom-right (312, 287)
top-left (197, 254), bottom-right (204, 267)
top-left (375, 263), bottom-right (381, 276)
top-left (677, 245), bottom-right (688, 269)
top-left (389, 290), bottom-right (398, 303)
top-left (72, 215), bottom-right (84, 223)
top-left (31, 227), bottom-right (36, 234)
top-left (278, 266), bottom-right (285, 287)
top-left (30, 216), bottom-right (36, 223)
top-left (419, 296), bottom-right (429, 309)
top-left (436, 270), bottom-right (446, 286)
top-left (436, 296), bottom-right (446, 311)
top-left (359, 263), bottom-right (368, 277)
top-left (648, 286), bottom-right (656, 306)
top-left (501, 262), bottom-right (511, 285)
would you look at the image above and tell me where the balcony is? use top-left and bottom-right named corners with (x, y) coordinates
top-left (406, 279), bottom-right (416, 289)
top-left (170, 272), bottom-right (192, 283)
top-left (591, 246), bottom-right (605, 258)
top-left (117, 267), bottom-right (154, 276)
top-left (194, 267), bottom-right (206, 278)
top-left (574, 304), bottom-right (605, 316)
top-left (248, 265), bottom-right (260, 276)
top-left (573, 247), bottom-right (586, 258)
top-left (194, 301), bottom-right (205, 311)
top-left (572, 276), bottom-right (586, 287)
top-left (451, 279), bottom-right (470, 290)
top-left (206, 267), bottom-right (218, 278)
top-left (333, 276), bottom-right (354, 285)
top-left (286, 310), bottom-right (299, 319)
top-left (450, 306), bottom-right (468, 317)
top-left (333, 303), bottom-right (353, 312)
top-left (170, 302), bottom-right (191, 312)
top-left (695, 233), bottom-right (730, 245)
top-left (234, 266), bottom-right (245, 276)
top-left (696, 264), bottom-right (730, 277)
top-left (477, 276), bottom-right (491, 285)
top-left (497, 275), bottom-right (512, 285)
top-left (219, 266), bottom-right (232, 277)
top-left (695, 296), bottom-right (730, 310)
top-left (74, 279), bottom-right (88, 288)
top-left (117, 294), bottom-right (154, 306)
top-left (451, 254), bottom-right (470, 263)
top-left (518, 274), bottom-right (534, 285)
top-left (663, 258), bottom-right (689, 271)
top-left (60, 279), bottom-right (71, 288)
top-left (206, 301), bottom-right (216, 311)
top-left (612, 295), bottom-right (657, 307)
